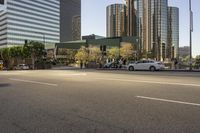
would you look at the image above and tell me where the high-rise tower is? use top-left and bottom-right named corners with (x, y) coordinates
top-left (106, 4), bottom-right (126, 37)
top-left (168, 7), bottom-right (179, 59)
top-left (0, 0), bottom-right (60, 47)
top-left (135, 0), bottom-right (168, 61)
top-left (126, 0), bottom-right (137, 36)
top-left (60, 0), bottom-right (81, 42)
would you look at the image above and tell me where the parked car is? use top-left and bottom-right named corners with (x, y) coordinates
top-left (128, 60), bottom-right (165, 71)
top-left (128, 60), bottom-right (136, 65)
top-left (103, 62), bottom-right (112, 68)
top-left (14, 64), bottom-right (29, 70)
top-left (103, 62), bottom-right (122, 69)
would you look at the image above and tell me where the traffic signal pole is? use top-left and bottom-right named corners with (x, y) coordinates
top-left (189, 0), bottom-right (193, 71)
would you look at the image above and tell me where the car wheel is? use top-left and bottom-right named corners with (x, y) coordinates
top-left (129, 66), bottom-right (134, 71)
top-left (150, 66), bottom-right (156, 72)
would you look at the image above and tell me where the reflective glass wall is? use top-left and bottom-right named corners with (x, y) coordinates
top-left (168, 7), bottom-right (179, 59)
top-left (106, 4), bottom-right (126, 37)
top-left (126, 0), bottom-right (137, 36)
top-left (0, 0), bottom-right (60, 47)
top-left (135, 0), bottom-right (168, 61)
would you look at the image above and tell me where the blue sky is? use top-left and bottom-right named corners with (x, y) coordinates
top-left (82, 0), bottom-right (200, 57)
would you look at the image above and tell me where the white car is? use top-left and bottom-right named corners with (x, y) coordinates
top-left (128, 60), bottom-right (165, 71)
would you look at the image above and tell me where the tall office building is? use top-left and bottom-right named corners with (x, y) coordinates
top-left (0, 0), bottom-right (60, 47)
top-left (168, 7), bottom-right (179, 59)
top-left (135, 0), bottom-right (151, 53)
top-left (72, 15), bottom-right (81, 41)
top-left (60, 0), bottom-right (81, 42)
top-left (153, 0), bottom-right (168, 61)
top-left (106, 4), bottom-right (126, 37)
top-left (126, 0), bottom-right (137, 36)
top-left (135, 0), bottom-right (168, 61)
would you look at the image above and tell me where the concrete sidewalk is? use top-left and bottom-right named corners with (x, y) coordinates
top-left (51, 66), bottom-right (200, 72)
top-left (97, 68), bottom-right (200, 72)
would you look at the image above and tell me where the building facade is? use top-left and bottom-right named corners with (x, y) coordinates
top-left (72, 15), bottom-right (81, 41)
top-left (106, 4), bottom-right (126, 38)
top-left (126, 0), bottom-right (137, 36)
top-left (60, 0), bottom-right (81, 42)
top-left (0, 0), bottom-right (60, 47)
top-left (168, 7), bottom-right (179, 59)
top-left (134, 0), bottom-right (168, 61)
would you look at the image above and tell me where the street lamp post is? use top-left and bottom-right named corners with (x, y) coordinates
top-left (189, 0), bottom-right (193, 71)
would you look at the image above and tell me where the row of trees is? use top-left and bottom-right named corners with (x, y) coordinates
top-left (179, 55), bottom-right (200, 69)
top-left (73, 44), bottom-right (200, 69)
top-left (74, 44), bottom-right (135, 65)
top-left (0, 41), bottom-right (46, 69)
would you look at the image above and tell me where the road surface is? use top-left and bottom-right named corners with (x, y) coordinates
top-left (0, 70), bottom-right (200, 133)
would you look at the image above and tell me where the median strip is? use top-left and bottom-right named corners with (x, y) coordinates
top-left (136, 96), bottom-right (200, 107)
top-left (9, 78), bottom-right (58, 87)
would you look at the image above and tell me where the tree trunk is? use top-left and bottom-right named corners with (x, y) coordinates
top-left (31, 54), bottom-right (35, 70)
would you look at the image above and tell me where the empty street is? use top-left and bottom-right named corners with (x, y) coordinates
top-left (0, 70), bottom-right (200, 133)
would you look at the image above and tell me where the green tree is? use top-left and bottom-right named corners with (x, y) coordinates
top-left (180, 55), bottom-right (190, 65)
top-left (147, 50), bottom-right (154, 59)
top-left (195, 55), bottom-right (200, 68)
top-left (120, 43), bottom-right (135, 61)
top-left (108, 47), bottom-right (119, 60)
top-left (24, 41), bottom-right (46, 69)
top-left (75, 46), bottom-right (89, 63)
top-left (0, 48), bottom-right (10, 68)
top-left (89, 46), bottom-right (101, 63)
top-left (9, 46), bottom-right (23, 65)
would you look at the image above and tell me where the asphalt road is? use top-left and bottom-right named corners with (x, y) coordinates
top-left (0, 70), bottom-right (200, 133)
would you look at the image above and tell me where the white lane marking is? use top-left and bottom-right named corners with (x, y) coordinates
top-left (56, 73), bottom-right (87, 76)
top-left (95, 78), bottom-right (200, 87)
top-left (9, 78), bottom-right (58, 87)
top-left (136, 96), bottom-right (200, 107)
top-left (66, 73), bottom-right (87, 76)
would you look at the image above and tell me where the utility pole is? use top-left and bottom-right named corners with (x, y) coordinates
top-left (189, 0), bottom-right (193, 71)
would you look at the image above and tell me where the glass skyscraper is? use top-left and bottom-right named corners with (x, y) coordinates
top-left (134, 0), bottom-right (168, 61)
top-left (0, 0), bottom-right (60, 47)
top-left (153, 0), bottom-right (168, 61)
top-left (126, 0), bottom-right (137, 36)
top-left (106, 4), bottom-right (126, 37)
top-left (168, 7), bottom-right (179, 59)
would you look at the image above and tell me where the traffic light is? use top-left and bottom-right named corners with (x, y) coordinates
top-left (100, 45), bottom-right (103, 51)
top-left (100, 45), bottom-right (107, 51)
top-left (103, 45), bottom-right (106, 52)
top-left (25, 40), bottom-right (28, 44)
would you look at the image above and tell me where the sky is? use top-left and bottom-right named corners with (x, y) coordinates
top-left (81, 0), bottom-right (200, 57)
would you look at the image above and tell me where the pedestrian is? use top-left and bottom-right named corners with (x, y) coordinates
top-left (80, 60), bottom-right (83, 69)
top-left (174, 59), bottom-right (178, 70)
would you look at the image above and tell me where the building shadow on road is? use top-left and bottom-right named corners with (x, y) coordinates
top-left (0, 83), bottom-right (11, 87)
